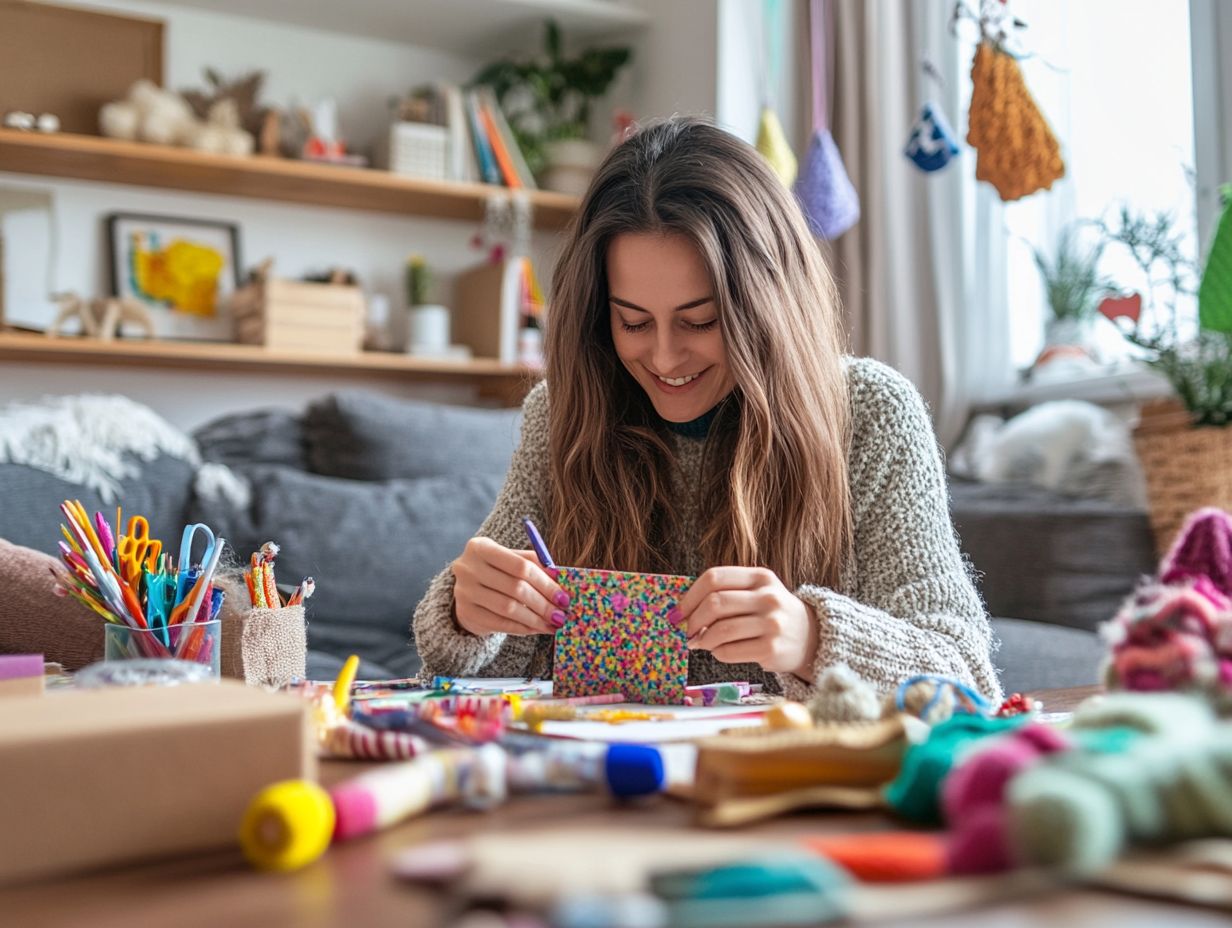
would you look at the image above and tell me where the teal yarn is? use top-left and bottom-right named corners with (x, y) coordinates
top-left (883, 713), bottom-right (1027, 825)
top-left (1008, 692), bottom-right (1232, 873)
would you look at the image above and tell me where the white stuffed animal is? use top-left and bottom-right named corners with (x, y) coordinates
top-left (100, 80), bottom-right (253, 155)
top-left (100, 79), bottom-right (196, 145)
top-left (182, 99), bottom-right (254, 156)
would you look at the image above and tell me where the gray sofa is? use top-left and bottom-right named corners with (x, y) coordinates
top-left (0, 389), bottom-right (1155, 692)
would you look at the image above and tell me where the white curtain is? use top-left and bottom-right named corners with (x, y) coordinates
top-left (826, 0), bottom-right (1009, 449)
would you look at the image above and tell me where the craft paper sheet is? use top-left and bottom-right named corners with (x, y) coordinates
top-left (553, 567), bottom-right (692, 704)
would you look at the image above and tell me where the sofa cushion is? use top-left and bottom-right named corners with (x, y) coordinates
top-left (187, 463), bottom-right (502, 664)
top-left (0, 455), bottom-right (196, 557)
top-left (193, 409), bottom-right (309, 471)
top-left (0, 538), bottom-right (105, 670)
top-left (304, 390), bottom-right (521, 481)
top-left (991, 617), bottom-right (1105, 695)
top-left (950, 477), bottom-right (1156, 633)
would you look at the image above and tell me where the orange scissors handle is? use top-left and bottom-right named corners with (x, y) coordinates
top-left (118, 517), bottom-right (163, 584)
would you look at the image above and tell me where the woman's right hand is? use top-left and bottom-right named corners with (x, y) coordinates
top-left (451, 536), bottom-right (571, 636)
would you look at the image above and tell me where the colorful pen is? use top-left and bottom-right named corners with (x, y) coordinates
top-left (522, 517), bottom-right (557, 570)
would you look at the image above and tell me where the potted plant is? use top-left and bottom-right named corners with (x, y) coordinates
top-left (403, 255), bottom-right (451, 357)
top-left (472, 20), bottom-right (632, 195)
top-left (1096, 201), bottom-right (1228, 551)
top-left (1030, 223), bottom-right (1112, 357)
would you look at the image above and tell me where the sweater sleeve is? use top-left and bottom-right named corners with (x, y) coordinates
top-left (411, 382), bottom-right (554, 680)
top-left (777, 361), bottom-right (1002, 705)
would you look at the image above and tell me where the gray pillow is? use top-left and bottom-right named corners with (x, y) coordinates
top-left (305, 390), bottom-right (521, 481)
top-left (187, 464), bottom-right (502, 639)
top-left (0, 455), bottom-right (195, 557)
top-left (193, 409), bottom-right (308, 471)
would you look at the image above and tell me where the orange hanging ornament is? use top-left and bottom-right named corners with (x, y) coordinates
top-left (966, 41), bottom-right (1065, 201)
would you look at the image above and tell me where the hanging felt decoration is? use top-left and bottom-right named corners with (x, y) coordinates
top-left (794, 0), bottom-right (859, 239)
top-left (756, 107), bottom-right (798, 187)
top-left (905, 103), bottom-right (960, 174)
top-left (959, 1), bottom-right (1064, 201)
top-left (1198, 185), bottom-right (1232, 334)
top-left (752, 0), bottom-right (798, 187)
top-left (904, 63), bottom-right (960, 173)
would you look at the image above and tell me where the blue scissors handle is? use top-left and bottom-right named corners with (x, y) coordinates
top-left (174, 523), bottom-right (216, 607)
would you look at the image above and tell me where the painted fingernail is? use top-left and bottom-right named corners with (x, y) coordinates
top-left (668, 607), bottom-right (684, 624)
top-left (554, 591), bottom-right (570, 608)
top-left (551, 610), bottom-right (567, 628)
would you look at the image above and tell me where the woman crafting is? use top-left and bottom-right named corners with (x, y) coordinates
top-left (413, 116), bottom-right (1000, 702)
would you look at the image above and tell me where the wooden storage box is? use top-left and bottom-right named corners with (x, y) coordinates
top-left (232, 278), bottom-right (365, 354)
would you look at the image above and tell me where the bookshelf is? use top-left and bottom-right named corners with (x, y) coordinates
top-left (0, 130), bottom-right (580, 229)
top-left (0, 332), bottom-right (541, 405)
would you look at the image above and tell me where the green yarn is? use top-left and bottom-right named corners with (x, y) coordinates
top-left (1199, 184), bottom-right (1232, 333)
top-left (883, 713), bottom-right (1027, 825)
top-left (1008, 693), bottom-right (1232, 873)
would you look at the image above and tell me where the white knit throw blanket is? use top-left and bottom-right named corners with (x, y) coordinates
top-left (0, 394), bottom-right (201, 502)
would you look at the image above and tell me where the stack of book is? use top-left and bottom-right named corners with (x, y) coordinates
top-left (382, 83), bottom-right (536, 189)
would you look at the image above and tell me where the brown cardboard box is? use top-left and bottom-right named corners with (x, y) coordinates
top-left (0, 680), bottom-right (314, 885)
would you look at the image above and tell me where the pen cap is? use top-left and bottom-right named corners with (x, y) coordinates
top-left (604, 744), bottom-right (665, 798)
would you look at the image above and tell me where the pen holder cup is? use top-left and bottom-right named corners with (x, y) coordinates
top-left (220, 604), bottom-right (306, 689)
top-left (103, 620), bottom-right (221, 677)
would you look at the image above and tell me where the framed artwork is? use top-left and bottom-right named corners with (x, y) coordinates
top-left (106, 212), bottom-right (241, 341)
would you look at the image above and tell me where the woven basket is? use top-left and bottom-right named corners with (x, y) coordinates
top-left (1133, 398), bottom-right (1232, 554)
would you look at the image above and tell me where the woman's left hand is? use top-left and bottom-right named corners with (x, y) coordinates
top-left (675, 567), bottom-right (820, 681)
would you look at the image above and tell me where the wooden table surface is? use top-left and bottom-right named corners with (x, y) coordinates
top-left (0, 685), bottom-right (1222, 928)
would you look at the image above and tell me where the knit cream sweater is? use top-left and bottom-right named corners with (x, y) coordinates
top-left (412, 358), bottom-right (1002, 703)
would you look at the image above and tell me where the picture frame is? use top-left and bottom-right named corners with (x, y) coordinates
top-left (105, 212), bottom-right (242, 341)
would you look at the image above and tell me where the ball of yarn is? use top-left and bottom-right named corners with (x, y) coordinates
top-left (808, 665), bottom-right (883, 723)
top-left (1007, 765), bottom-right (1125, 872)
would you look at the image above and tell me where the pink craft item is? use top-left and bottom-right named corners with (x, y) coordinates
top-left (1160, 507), bottom-right (1232, 596)
top-left (0, 654), bottom-right (43, 680)
top-left (942, 723), bottom-right (1071, 875)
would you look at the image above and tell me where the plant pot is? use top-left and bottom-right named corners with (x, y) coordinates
top-left (1133, 398), bottom-right (1232, 553)
top-left (1043, 316), bottom-right (1099, 357)
top-left (541, 138), bottom-right (604, 196)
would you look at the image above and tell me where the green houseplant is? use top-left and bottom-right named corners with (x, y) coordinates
top-left (1032, 225), bottom-right (1109, 320)
top-left (472, 20), bottom-right (632, 191)
top-left (1095, 199), bottom-right (1232, 551)
top-left (1094, 205), bottom-right (1228, 423)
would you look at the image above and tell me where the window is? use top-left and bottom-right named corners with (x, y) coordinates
top-left (1002, 0), bottom-right (1199, 373)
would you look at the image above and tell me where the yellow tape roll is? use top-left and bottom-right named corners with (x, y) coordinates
top-left (239, 779), bottom-right (335, 872)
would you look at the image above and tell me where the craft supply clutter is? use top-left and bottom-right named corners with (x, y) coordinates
top-left (9, 501), bottom-right (1232, 922)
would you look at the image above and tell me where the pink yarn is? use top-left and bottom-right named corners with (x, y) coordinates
top-left (1102, 510), bottom-right (1232, 699)
top-left (941, 724), bottom-right (1071, 874)
top-left (1161, 508), bottom-right (1232, 594)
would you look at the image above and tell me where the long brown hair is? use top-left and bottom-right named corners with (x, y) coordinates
top-left (545, 116), bottom-right (852, 589)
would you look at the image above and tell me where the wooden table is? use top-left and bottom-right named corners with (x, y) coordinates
top-left (0, 686), bottom-right (1221, 928)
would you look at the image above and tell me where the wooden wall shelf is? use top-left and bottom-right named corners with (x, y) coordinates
top-left (0, 332), bottom-right (540, 404)
top-left (0, 130), bottom-right (580, 230)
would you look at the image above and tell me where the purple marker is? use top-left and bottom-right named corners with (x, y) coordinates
top-left (522, 517), bottom-right (557, 570)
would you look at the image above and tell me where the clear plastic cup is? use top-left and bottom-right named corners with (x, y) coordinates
top-left (103, 620), bottom-right (221, 677)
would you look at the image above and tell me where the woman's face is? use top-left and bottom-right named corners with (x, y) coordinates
top-left (607, 232), bottom-right (735, 423)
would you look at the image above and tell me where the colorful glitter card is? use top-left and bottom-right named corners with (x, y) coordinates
top-left (552, 566), bottom-right (693, 705)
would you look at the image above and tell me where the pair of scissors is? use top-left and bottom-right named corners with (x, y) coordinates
top-left (174, 523), bottom-right (216, 608)
top-left (117, 516), bottom-right (163, 588)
